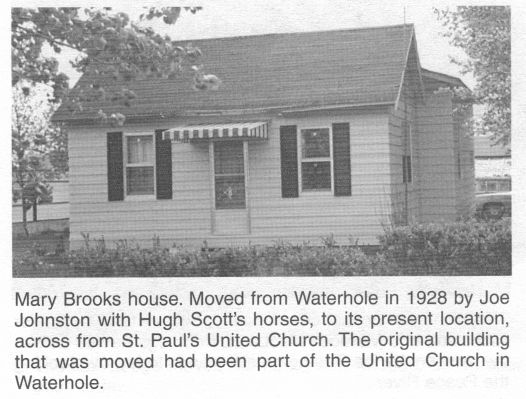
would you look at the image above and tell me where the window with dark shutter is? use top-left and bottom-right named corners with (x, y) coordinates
top-left (107, 132), bottom-right (124, 201)
top-left (402, 121), bottom-right (413, 184)
top-left (280, 125), bottom-right (299, 198)
top-left (332, 122), bottom-right (351, 196)
top-left (155, 129), bottom-right (173, 199)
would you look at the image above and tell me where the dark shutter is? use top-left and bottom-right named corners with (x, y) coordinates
top-left (403, 155), bottom-right (412, 183)
top-left (107, 132), bottom-right (124, 201)
top-left (332, 122), bottom-right (351, 196)
top-left (155, 129), bottom-right (173, 199)
top-left (280, 125), bottom-right (299, 198)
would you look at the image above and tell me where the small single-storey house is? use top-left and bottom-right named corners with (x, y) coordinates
top-left (53, 24), bottom-right (475, 248)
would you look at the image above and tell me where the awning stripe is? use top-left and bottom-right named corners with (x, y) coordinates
top-left (162, 121), bottom-right (269, 142)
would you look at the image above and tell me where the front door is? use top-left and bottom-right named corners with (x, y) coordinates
top-left (210, 141), bottom-right (249, 235)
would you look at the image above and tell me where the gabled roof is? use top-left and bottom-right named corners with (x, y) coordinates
top-left (421, 68), bottom-right (468, 92)
top-left (395, 29), bottom-right (425, 108)
top-left (54, 24), bottom-right (417, 122)
top-left (475, 135), bottom-right (510, 158)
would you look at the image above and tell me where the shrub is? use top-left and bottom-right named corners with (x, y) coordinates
top-left (13, 236), bottom-right (396, 277)
top-left (13, 219), bottom-right (511, 277)
top-left (379, 217), bottom-right (511, 275)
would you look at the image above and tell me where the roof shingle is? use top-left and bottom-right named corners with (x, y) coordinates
top-left (54, 24), bottom-right (415, 122)
top-left (475, 136), bottom-right (510, 158)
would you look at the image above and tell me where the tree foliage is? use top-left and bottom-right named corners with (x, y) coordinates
top-left (12, 7), bottom-right (219, 125)
top-left (435, 6), bottom-right (511, 146)
top-left (12, 84), bottom-right (67, 231)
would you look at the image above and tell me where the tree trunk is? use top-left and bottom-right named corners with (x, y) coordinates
top-left (22, 197), bottom-right (29, 237)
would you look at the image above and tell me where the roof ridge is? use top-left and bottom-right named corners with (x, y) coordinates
top-left (176, 23), bottom-right (415, 43)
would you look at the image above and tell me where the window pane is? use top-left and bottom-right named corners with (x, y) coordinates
top-left (301, 128), bottom-right (330, 158)
top-left (127, 135), bottom-right (153, 164)
top-left (302, 161), bottom-right (331, 190)
top-left (214, 142), bottom-right (244, 174)
top-left (126, 166), bottom-right (154, 195)
top-left (500, 180), bottom-right (511, 191)
top-left (215, 175), bottom-right (245, 209)
top-left (486, 182), bottom-right (497, 192)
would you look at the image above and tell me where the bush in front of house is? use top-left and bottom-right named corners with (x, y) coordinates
top-left (69, 239), bottom-right (396, 277)
top-left (245, 241), bottom-right (394, 277)
top-left (378, 217), bottom-right (511, 275)
top-left (13, 236), bottom-right (395, 277)
top-left (13, 218), bottom-right (511, 277)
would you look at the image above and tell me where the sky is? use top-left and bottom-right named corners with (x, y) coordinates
top-left (55, 0), bottom-right (475, 88)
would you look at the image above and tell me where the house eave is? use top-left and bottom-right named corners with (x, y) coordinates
top-left (54, 101), bottom-right (396, 127)
top-left (278, 101), bottom-right (394, 116)
top-left (421, 68), bottom-right (469, 91)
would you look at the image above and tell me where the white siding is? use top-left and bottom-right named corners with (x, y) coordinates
top-left (68, 111), bottom-right (392, 248)
top-left (416, 92), bottom-right (458, 222)
top-left (388, 73), bottom-right (420, 225)
top-left (454, 104), bottom-right (476, 217)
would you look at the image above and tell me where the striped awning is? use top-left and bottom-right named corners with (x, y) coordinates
top-left (163, 121), bottom-right (269, 142)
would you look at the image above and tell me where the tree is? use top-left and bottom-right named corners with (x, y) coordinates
top-left (11, 7), bottom-right (220, 125)
top-left (12, 84), bottom-right (67, 235)
top-left (435, 6), bottom-right (511, 146)
top-left (12, 7), bottom-right (219, 235)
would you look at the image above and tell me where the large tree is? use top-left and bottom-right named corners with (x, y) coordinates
top-left (435, 6), bottom-right (511, 146)
top-left (12, 7), bottom-right (218, 234)
top-left (12, 84), bottom-right (67, 234)
top-left (12, 7), bottom-right (219, 124)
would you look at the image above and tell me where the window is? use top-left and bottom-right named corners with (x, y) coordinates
top-left (477, 179), bottom-right (511, 193)
top-left (125, 135), bottom-right (155, 196)
top-left (500, 180), bottom-right (511, 192)
top-left (486, 181), bottom-right (498, 192)
top-left (214, 141), bottom-right (246, 209)
top-left (403, 155), bottom-right (412, 183)
top-left (402, 122), bottom-right (413, 184)
top-left (300, 128), bottom-right (332, 191)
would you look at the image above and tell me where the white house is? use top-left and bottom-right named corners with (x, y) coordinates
top-left (53, 24), bottom-right (474, 248)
